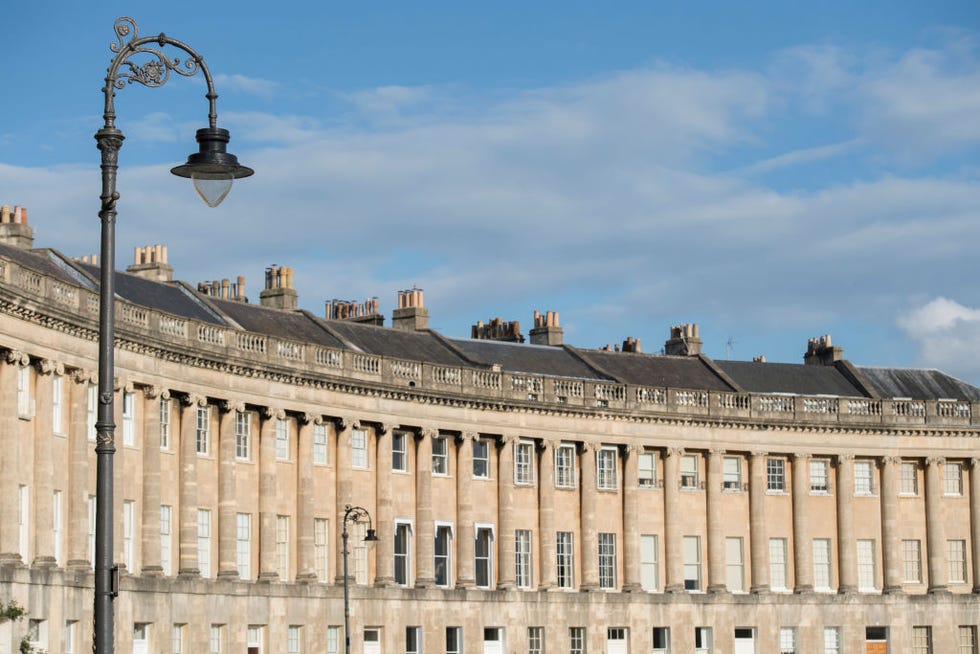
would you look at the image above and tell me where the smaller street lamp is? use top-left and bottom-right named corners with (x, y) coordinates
top-left (342, 505), bottom-right (379, 654)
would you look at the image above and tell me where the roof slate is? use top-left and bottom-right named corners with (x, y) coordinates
top-left (324, 322), bottom-right (470, 366)
top-left (858, 367), bottom-right (980, 402)
top-left (714, 360), bottom-right (866, 397)
top-left (448, 339), bottom-right (609, 379)
top-left (577, 350), bottom-right (736, 391)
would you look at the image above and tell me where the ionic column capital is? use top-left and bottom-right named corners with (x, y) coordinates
top-left (332, 416), bottom-right (359, 431)
top-left (838, 453), bottom-right (854, 463)
top-left (221, 399), bottom-right (246, 414)
top-left (624, 443), bottom-right (643, 455)
top-left (750, 450), bottom-right (768, 459)
top-left (70, 367), bottom-right (96, 384)
top-left (419, 427), bottom-right (438, 440)
top-left (261, 406), bottom-right (285, 421)
top-left (794, 452), bottom-right (812, 462)
top-left (880, 455), bottom-right (900, 466)
top-left (665, 446), bottom-right (684, 457)
top-left (181, 393), bottom-right (208, 408)
top-left (142, 385), bottom-right (170, 401)
top-left (970, 457), bottom-right (980, 468)
top-left (925, 456), bottom-right (945, 467)
top-left (4, 349), bottom-right (29, 366)
top-left (579, 440), bottom-right (598, 453)
top-left (500, 433), bottom-right (519, 446)
top-left (707, 448), bottom-right (724, 458)
top-left (35, 359), bottom-right (63, 376)
top-left (538, 438), bottom-right (557, 452)
top-left (296, 412), bottom-right (322, 426)
top-left (459, 431), bottom-right (478, 442)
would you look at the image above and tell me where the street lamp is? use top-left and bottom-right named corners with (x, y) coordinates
top-left (341, 505), bottom-right (379, 654)
top-left (94, 17), bottom-right (252, 654)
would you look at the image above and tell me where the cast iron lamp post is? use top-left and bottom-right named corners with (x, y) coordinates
top-left (94, 17), bottom-right (252, 654)
top-left (341, 505), bottom-right (379, 654)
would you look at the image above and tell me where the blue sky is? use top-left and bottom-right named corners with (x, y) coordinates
top-left (2, 2), bottom-right (980, 385)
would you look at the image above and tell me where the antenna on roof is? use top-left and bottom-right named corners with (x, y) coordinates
top-left (726, 336), bottom-right (736, 360)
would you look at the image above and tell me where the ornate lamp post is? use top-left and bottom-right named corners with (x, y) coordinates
top-left (341, 505), bottom-right (379, 654)
top-left (94, 17), bottom-right (252, 654)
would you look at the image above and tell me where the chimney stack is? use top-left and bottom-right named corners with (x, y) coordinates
top-left (804, 334), bottom-right (842, 366)
top-left (392, 287), bottom-right (429, 331)
top-left (664, 323), bottom-right (702, 356)
top-left (529, 310), bottom-right (563, 346)
top-left (259, 265), bottom-right (298, 311)
top-left (471, 317), bottom-right (524, 343)
top-left (327, 297), bottom-right (383, 326)
top-left (126, 244), bottom-right (174, 282)
top-left (0, 204), bottom-right (34, 249)
top-left (197, 275), bottom-right (247, 302)
top-left (621, 336), bottom-right (642, 353)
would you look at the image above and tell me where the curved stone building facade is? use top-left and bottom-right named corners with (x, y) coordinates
top-left (0, 210), bottom-right (978, 653)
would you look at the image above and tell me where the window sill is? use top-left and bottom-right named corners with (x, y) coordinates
top-left (766, 490), bottom-right (789, 496)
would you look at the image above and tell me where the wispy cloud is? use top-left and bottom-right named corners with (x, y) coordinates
top-left (214, 73), bottom-right (279, 98)
top-left (733, 139), bottom-right (865, 175)
top-left (899, 297), bottom-right (980, 380)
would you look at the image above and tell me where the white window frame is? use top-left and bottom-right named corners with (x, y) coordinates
top-left (287, 625), bottom-right (302, 654)
top-left (683, 535), bottom-right (702, 592)
top-left (555, 444), bottom-right (576, 489)
top-left (209, 624), bottom-right (223, 654)
top-left (52, 489), bottom-right (63, 565)
top-left (823, 627), bottom-right (841, 654)
top-left (769, 538), bottom-right (788, 591)
top-left (813, 538), bottom-right (832, 591)
top-left (899, 461), bottom-right (918, 495)
top-left (405, 626), bottom-right (421, 654)
top-left (652, 626), bottom-right (670, 654)
top-left (394, 520), bottom-right (413, 586)
top-left (912, 626), bottom-right (932, 654)
top-left (680, 454), bottom-right (699, 489)
top-left (434, 522), bottom-right (454, 588)
top-left (392, 431), bottom-right (408, 472)
top-left (445, 626), bottom-right (461, 654)
top-left (779, 627), bottom-right (796, 654)
top-left (527, 626), bottom-right (543, 654)
top-left (641, 534), bottom-right (660, 592)
top-left (857, 538), bottom-right (877, 591)
top-left (474, 524), bottom-right (495, 589)
top-left (810, 459), bottom-right (830, 493)
top-left (472, 439), bottom-right (490, 478)
top-left (767, 457), bottom-right (786, 492)
top-left (948, 539), bottom-right (967, 584)
top-left (958, 626), bottom-right (977, 654)
top-left (160, 505), bottom-right (172, 576)
top-left (945, 462), bottom-right (964, 496)
top-left (596, 446), bottom-right (618, 490)
top-left (196, 405), bottom-right (210, 456)
top-left (723, 456), bottom-right (743, 491)
top-left (123, 499), bottom-right (135, 572)
top-left (902, 539), bottom-right (922, 583)
top-left (312, 422), bottom-right (327, 465)
top-left (515, 529), bottom-right (532, 589)
top-left (726, 537), bottom-right (744, 592)
top-left (247, 625), bottom-right (265, 654)
top-left (326, 626), bottom-right (340, 654)
top-left (514, 440), bottom-right (535, 485)
top-left (88, 495), bottom-right (97, 565)
top-left (351, 522), bottom-right (368, 584)
top-left (52, 374), bottom-right (64, 435)
top-left (236, 512), bottom-right (251, 579)
top-left (17, 484), bottom-right (28, 561)
top-left (854, 460), bottom-right (875, 496)
top-left (557, 531), bottom-right (574, 589)
top-left (122, 391), bottom-right (136, 447)
top-left (431, 436), bottom-right (448, 475)
top-left (159, 397), bottom-right (171, 450)
top-left (87, 383), bottom-right (97, 441)
top-left (275, 418), bottom-right (290, 461)
top-left (235, 410), bottom-right (251, 460)
top-left (314, 517), bottom-right (329, 581)
top-left (351, 428), bottom-right (368, 469)
top-left (598, 532), bottom-right (616, 589)
top-left (172, 623), bottom-right (185, 654)
top-left (276, 514), bottom-right (290, 580)
top-left (17, 364), bottom-right (31, 418)
top-left (639, 451), bottom-right (657, 488)
top-left (197, 508), bottom-right (211, 577)
top-left (569, 627), bottom-right (586, 654)
top-left (694, 626), bottom-right (712, 654)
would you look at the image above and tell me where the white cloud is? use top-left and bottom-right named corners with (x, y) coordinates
top-left (899, 298), bottom-right (980, 380)
top-left (214, 73), bottom-right (278, 98)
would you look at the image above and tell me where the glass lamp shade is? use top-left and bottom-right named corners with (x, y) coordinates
top-left (171, 127), bottom-right (253, 207)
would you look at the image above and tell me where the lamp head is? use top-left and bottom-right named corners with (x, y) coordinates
top-left (171, 127), bottom-right (253, 207)
top-left (364, 529), bottom-right (379, 542)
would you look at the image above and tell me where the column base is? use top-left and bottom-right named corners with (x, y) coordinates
top-left (882, 585), bottom-right (904, 595)
top-left (927, 586), bottom-right (951, 595)
top-left (0, 553), bottom-right (23, 567)
top-left (414, 576), bottom-right (435, 588)
top-left (216, 569), bottom-right (241, 580)
top-left (455, 579), bottom-right (475, 590)
top-left (177, 568), bottom-right (201, 579)
top-left (496, 582), bottom-right (515, 591)
top-left (373, 576), bottom-right (394, 588)
top-left (793, 585), bottom-right (813, 595)
top-left (141, 565), bottom-right (165, 577)
top-left (621, 583), bottom-right (643, 593)
top-left (707, 584), bottom-right (727, 594)
top-left (256, 572), bottom-right (279, 583)
top-left (294, 573), bottom-right (317, 584)
top-left (579, 583), bottom-right (599, 592)
top-left (664, 583), bottom-right (685, 594)
top-left (31, 556), bottom-right (57, 568)
top-left (750, 585), bottom-right (771, 594)
top-left (66, 559), bottom-right (92, 571)
top-left (837, 585), bottom-right (857, 595)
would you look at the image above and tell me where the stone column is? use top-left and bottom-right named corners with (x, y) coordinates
top-left (334, 418), bottom-right (354, 584)
top-left (749, 451), bottom-right (770, 593)
top-left (140, 386), bottom-right (166, 576)
top-left (663, 447), bottom-right (684, 592)
top-left (258, 407), bottom-right (282, 581)
top-left (217, 401), bottom-right (242, 579)
top-left (415, 428), bottom-right (435, 587)
top-left (836, 454), bottom-right (856, 593)
top-left (295, 413), bottom-right (317, 582)
top-left (178, 394), bottom-right (204, 576)
top-left (497, 434), bottom-right (517, 590)
top-left (924, 456), bottom-right (948, 593)
top-left (971, 458), bottom-right (980, 594)
top-left (67, 369), bottom-right (94, 569)
top-left (791, 453), bottom-right (813, 592)
top-left (0, 351), bottom-right (28, 563)
top-left (706, 449), bottom-right (726, 593)
top-left (374, 424), bottom-right (394, 587)
top-left (580, 441), bottom-right (599, 590)
top-left (622, 444), bottom-right (642, 591)
top-left (879, 456), bottom-right (902, 593)
top-left (538, 439), bottom-right (556, 590)
top-left (456, 432), bottom-right (476, 588)
top-left (32, 359), bottom-right (59, 566)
